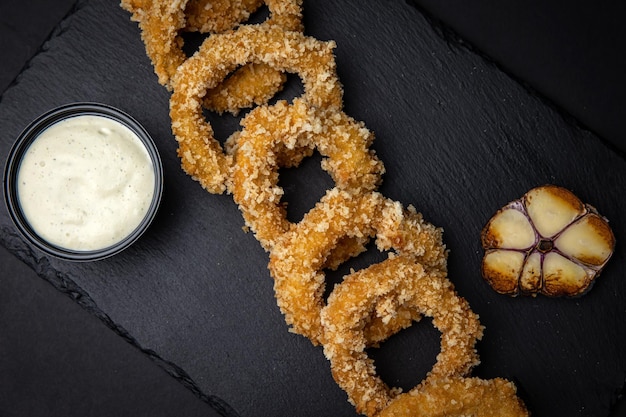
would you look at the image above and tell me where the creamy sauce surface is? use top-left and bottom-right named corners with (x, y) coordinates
top-left (17, 114), bottom-right (156, 251)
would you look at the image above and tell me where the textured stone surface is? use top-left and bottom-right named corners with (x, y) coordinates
top-left (1, 0), bottom-right (625, 416)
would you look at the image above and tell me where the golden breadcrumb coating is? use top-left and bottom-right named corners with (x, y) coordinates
top-left (379, 376), bottom-right (528, 417)
top-left (184, 0), bottom-right (263, 33)
top-left (203, 63), bottom-right (287, 115)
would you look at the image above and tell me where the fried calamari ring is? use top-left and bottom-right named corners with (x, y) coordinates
top-left (169, 26), bottom-right (343, 194)
top-left (203, 63), bottom-right (288, 116)
top-left (121, 0), bottom-right (264, 32)
top-left (374, 196), bottom-right (448, 274)
top-left (379, 376), bottom-right (528, 417)
top-left (128, 0), bottom-right (188, 88)
top-left (268, 189), bottom-right (448, 345)
top-left (184, 0), bottom-right (263, 33)
top-left (199, 0), bottom-right (306, 115)
top-left (230, 98), bottom-right (384, 251)
top-left (320, 256), bottom-right (483, 417)
top-left (123, 0), bottom-right (302, 114)
top-left (120, 0), bottom-right (150, 22)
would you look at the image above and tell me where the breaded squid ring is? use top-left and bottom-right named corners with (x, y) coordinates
top-left (184, 0), bottom-right (264, 33)
top-left (199, 0), bottom-right (306, 115)
top-left (378, 376), bottom-right (528, 417)
top-left (122, 0), bottom-right (302, 114)
top-left (203, 63), bottom-right (288, 116)
top-left (127, 0), bottom-right (188, 88)
top-left (230, 98), bottom-right (384, 251)
top-left (169, 26), bottom-right (343, 194)
top-left (320, 256), bottom-right (483, 417)
top-left (268, 189), bottom-right (448, 345)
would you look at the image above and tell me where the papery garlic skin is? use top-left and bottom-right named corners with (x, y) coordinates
top-left (480, 185), bottom-right (615, 297)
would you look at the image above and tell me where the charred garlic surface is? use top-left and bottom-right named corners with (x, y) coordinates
top-left (481, 185), bottom-right (615, 297)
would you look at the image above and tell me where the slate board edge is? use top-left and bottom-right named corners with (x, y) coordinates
top-left (0, 226), bottom-right (240, 417)
top-left (0, 0), bottom-right (80, 101)
top-left (0, 4), bottom-right (238, 414)
top-left (406, 0), bottom-right (626, 161)
top-left (1, 1), bottom-right (625, 416)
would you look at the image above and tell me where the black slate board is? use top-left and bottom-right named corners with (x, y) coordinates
top-left (1, 0), bottom-right (625, 416)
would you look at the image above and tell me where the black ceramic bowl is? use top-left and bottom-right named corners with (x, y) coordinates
top-left (3, 102), bottom-right (163, 261)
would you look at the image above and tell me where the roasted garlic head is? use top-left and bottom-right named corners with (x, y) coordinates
top-left (481, 185), bottom-right (615, 297)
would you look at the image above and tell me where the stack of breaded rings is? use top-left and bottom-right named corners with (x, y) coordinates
top-left (120, 1), bottom-right (530, 415)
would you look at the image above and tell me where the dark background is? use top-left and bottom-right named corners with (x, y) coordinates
top-left (1, 0), bottom-right (625, 416)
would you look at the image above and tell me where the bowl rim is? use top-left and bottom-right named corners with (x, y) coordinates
top-left (3, 102), bottom-right (164, 261)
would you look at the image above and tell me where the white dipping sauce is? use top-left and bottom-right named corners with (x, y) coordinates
top-left (17, 114), bottom-right (155, 251)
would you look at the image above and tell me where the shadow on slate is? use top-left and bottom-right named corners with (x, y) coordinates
top-left (0, 244), bottom-right (224, 417)
top-left (0, 0), bottom-right (624, 416)
top-left (409, 0), bottom-right (626, 156)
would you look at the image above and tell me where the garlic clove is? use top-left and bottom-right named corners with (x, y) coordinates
top-left (524, 185), bottom-right (585, 238)
top-left (481, 206), bottom-right (536, 250)
top-left (542, 252), bottom-right (594, 297)
top-left (555, 213), bottom-right (615, 267)
top-left (481, 249), bottom-right (525, 295)
top-left (520, 251), bottom-right (542, 294)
